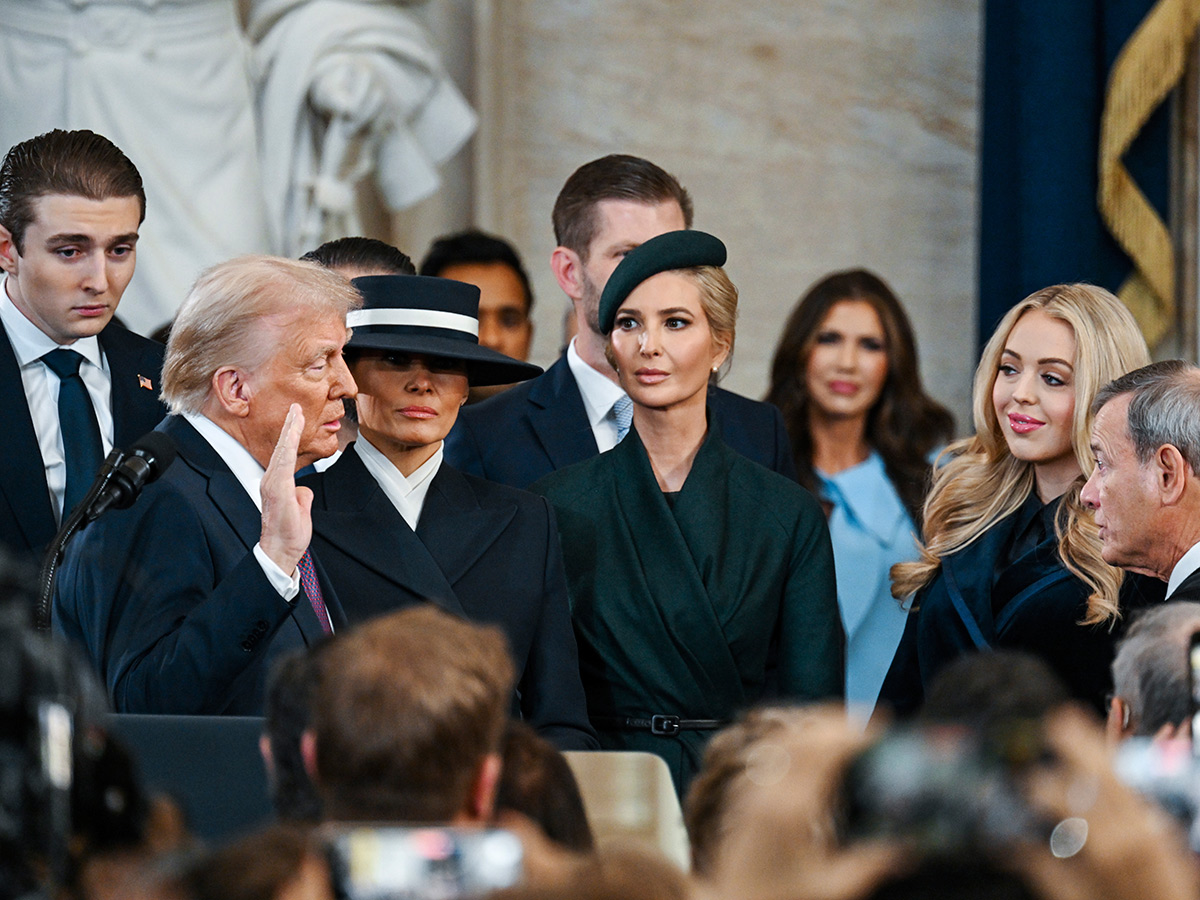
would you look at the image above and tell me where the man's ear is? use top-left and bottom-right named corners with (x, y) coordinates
top-left (550, 246), bottom-right (584, 302)
top-left (0, 223), bottom-right (18, 275)
top-left (211, 365), bottom-right (253, 418)
top-left (1156, 444), bottom-right (1190, 505)
top-left (465, 752), bottom-right (502, 824)
top-left (1106, 696), bottom-right (1133, 745)
top-left (300, 729), bottom-right (320, 783)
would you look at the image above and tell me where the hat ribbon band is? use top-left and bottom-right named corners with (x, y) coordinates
top-left (347, 308), bottom-right (479, 338)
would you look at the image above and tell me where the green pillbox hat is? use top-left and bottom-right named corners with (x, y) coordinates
top-left (598, 230), bottom-right (727, 334)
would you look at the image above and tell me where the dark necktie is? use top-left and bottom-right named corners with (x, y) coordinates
top-left (42, 349), bottom-right (104, 518)
top-left (297, 550), bottom-right (333, 634)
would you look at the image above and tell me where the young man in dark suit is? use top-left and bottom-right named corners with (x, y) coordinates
top-left (444, 154), bottom-right (796, 489)
top-left (0, 129), bottom-right (167, 563)
top-left (53, 256), bottom-right (358, 715)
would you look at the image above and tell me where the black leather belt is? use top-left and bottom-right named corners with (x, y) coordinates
top-left (592, 715), bottom-right (725, 736)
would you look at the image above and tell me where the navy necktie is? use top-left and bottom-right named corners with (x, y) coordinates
top-left (42, 349), bottom-right (104, 518)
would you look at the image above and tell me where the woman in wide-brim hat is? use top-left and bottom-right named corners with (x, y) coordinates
top-left (300, 274), bottom-right (598, 751)
top-left (531, 231), bottom-right (844, 797)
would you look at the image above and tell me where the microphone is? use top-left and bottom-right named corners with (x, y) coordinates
top-left (36, 430), bottom-right (177, 631)
top-left (85, 431), bottom-right (177, 522)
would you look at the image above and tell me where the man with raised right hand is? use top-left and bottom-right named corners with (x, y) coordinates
top-left (54, 255), bottom-right (358, 715)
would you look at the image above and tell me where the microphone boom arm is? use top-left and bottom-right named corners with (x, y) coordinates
top-left (34, 449), bottom-right (125, 631)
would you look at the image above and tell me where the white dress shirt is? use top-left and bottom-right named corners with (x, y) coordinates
top-left (183, 412), bottom-right (301, 602)
top-left (1, 279), bottom-right (115, 523)
top-left (356, 435), bottom-right (442, 531)
top-left (1167, 541), bottom-right (1200, 599)
top-left (566, 337), bottom-right (627, 453)
top-left (311, 447), bottom-right (342, 472)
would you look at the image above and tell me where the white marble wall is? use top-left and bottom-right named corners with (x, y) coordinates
top-left (464, 0), bottom-right (981, 426)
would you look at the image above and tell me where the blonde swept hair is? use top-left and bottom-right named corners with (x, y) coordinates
top-left (162, 255), bottom-right (361, 415)
top-left (603, 265), bottom-right (738, 381)
top-left (891, 284), bottom-right (1150, 624)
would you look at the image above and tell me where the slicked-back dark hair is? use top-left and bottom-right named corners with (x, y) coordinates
top-left (552, 154), bottom-right (693, 258)
top-left (301, 236), bottom-right (416, 275)
top-left (765, 268), bottom-right (954, 526)
top-left (0, 129), bottom-right (145, 253)
top-left (419, 229), bottom-right (535, 314)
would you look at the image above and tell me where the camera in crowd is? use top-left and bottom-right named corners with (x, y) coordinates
top-left (839, 719), bottom-right (1048, 857)
top-left (325, 826), bottom-right (524, 900)
top-left (0, 563), bottom-right (147, 900)
top-left (1115, 738), bottom-right (1200, 851)
top-left (842, 713), bottom-right (1200, 860)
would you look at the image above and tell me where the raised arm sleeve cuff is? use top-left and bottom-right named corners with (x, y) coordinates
top-left (254, 542), bottom-right (301, 601)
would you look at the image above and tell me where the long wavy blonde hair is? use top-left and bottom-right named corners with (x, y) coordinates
top-left (891, 284), bottom-right (1150, 624)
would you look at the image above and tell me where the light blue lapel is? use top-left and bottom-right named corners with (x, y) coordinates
top-left (819, 453), bottom-right (914, 641)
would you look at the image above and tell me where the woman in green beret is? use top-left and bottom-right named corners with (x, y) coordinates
top-left (533, 230), bottom-right (844, 796)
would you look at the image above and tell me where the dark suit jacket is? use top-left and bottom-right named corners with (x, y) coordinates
top-left (444, 355), bottom-right (797, 489)
top-left (878, 495), bottom-right (1165, 718)
top-left (0, 321), bottom-right (167, 563)
top-left (52, 415), bottom-right (342, 715)
top-left (1169, 568), bottom-right (1200, 602)
top-left (301, 446), bottom-right (598, 751)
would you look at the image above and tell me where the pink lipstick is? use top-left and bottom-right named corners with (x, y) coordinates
top-left (1007, 413), bottom-right (1044, 434)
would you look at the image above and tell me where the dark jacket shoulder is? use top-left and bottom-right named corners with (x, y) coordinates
top-left (100, 320), bottom-right (165, 360)
top-left (529, 450), bottom-right (610, 508)
top-left (99, 322), bottom-right (169, 442)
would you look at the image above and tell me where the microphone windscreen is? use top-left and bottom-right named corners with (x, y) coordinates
top-left (128, 431), bottom-right (177, 483)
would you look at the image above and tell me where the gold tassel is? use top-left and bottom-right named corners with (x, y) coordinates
top-left (1119, 270), bottom-right (1170, 348)
top-left (1098, 0), bottom-right (1200, 347)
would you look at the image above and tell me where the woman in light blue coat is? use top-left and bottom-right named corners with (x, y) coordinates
top-left (766, 270), bottom-right (954, 713)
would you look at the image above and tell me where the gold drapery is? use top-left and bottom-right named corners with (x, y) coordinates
top-left (1098, 0), bottom-right (1200, 348)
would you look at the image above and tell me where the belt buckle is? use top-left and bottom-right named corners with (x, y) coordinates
top-left (650, 715), bottom-right (680, 736)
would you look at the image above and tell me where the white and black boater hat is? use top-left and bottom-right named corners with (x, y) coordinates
top-left (346, 275), bottom-right (544, 387)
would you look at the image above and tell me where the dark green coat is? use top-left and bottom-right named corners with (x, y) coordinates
top-left (533, 424), bottom-right (843, 793)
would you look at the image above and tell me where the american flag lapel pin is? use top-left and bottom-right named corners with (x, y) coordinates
top-left (138, 374), bottom-right (153, 391)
